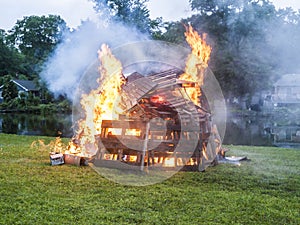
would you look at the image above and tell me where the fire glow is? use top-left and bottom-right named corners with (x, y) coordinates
top-left (66, 44), bottom-right (126, 156)
top-left (59, 25), bottom-right (212, 164)
top-left (179, 25), bottom-right (211, 105)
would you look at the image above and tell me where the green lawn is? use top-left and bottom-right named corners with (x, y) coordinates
top-left (0, 133), bottom-right (299, 224)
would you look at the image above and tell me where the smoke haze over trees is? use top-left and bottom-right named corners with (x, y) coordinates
top-left (160, 0), bottom-right (300, 101)
top-left (92, 0), bottom-right (163, 35)
top-left (0, 0), bottom-right (300, 105)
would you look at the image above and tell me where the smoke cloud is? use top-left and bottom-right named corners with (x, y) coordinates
top-left (40, 11), bottom-right (149, 100)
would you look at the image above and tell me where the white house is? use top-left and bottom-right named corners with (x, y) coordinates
top-left (0, 79), bottom-right (40, 102)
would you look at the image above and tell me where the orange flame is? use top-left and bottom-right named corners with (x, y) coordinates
top-left (125, 129), bottom-right (141, 136)
top-left (93, 44), bottom-right (125, 130)
top-left (69, 44), bottom-right (125, 156)
top-left (66, 25), bottom-right (211, 157)
top-left (31, 135), bottom-right (65, 153)
top-left (179, 25), bottom-right (212, 105)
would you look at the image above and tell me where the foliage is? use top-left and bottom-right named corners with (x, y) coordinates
top-left (156, 21), bottom-right (187, 44)
top-left (158, 0), bottom-right (300, 99)
top-left (0, 101), bottom-right (72, 114)
top-left (1, 1), bottom-right (300, 105)
top-left (7, 15), bottom-right (68, 78)
top-left (0, 134), bottom-right (299, 224)
top-left (1, 75), bottom-right (18, 102)
top-left (267, 7), bottom-right (300, 74)
top-left (93, 0), bottom-right (163, 36)
top-left (0, 30), bottom-right (27, 77)
top-left (0, 15), bottom-right (68, 108)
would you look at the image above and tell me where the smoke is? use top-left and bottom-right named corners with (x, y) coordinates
top-left (40, 10), bottom-right (149, 101)
top-left (228, 1), bottom-right (300, 75)
top-left (217, 0), bottom-right (300, 97)
top-left (267, 17), bottom-right (300, 74)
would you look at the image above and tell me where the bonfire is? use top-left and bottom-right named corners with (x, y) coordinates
top-left (46, 25), bottom-right (225, 170)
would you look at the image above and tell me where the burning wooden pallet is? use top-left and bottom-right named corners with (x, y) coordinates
top-left (94, 68), bottom-right (219, 171)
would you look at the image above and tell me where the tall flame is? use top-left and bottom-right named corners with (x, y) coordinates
top-left (180, 25), bottom-right (212, 105)
top-left (66, 25), bottom-right (210, 156)
top-left (93, 44), bottom-right (125, 132)
top-left (68, 44), bottom-right (125, 155)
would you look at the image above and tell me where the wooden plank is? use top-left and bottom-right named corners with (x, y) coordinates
top-left (141, 121), bottom-right (150, 171)
top-left (147, 69), bottom-right (182, 80)
top-left (101, 120), bottom-right (147, 129)
top-left (150, 74), bottom-right (177, 83)
top-left (122, 77), bottom-right (158, 103)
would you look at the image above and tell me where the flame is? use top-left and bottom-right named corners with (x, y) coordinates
top-left (202, 144), bottom-right (209, 160)
top-left (125, 129), bottom-right (141, 136)
top-left (31, 135), bottom-right (65, 153)
top-left (179, 25), bottom-right (212, 105)
top-left (107, 128), bottom-right (122, 136)
top-left (52, 136), bottom-right (63, 153)
top-left (35, 26), bottom-right (212, 166)
top-left (150, 95), bottom-right (165, 104)
top-left (68, 44), bottom-right (125, 156)
top-left (66, 139), bottom-right (81, 154)
top-left (55, 25), bottom-right (210, 160)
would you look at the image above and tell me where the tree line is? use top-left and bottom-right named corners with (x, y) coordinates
top-left (1, 0), bottom-right (300, 110)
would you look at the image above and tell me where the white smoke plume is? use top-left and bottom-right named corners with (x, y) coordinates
top-left (40, 11), bottom-right (149, 100)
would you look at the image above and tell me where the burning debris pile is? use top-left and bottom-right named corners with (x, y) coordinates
top-left (95, 68), bottom-right (214, 171)
top-left (47, 25), bottom-right (226, 171)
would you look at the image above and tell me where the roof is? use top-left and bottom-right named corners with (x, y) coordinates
top-left (12, 79), bottom-right (39, 91)
top-left (274, 74), bottom-right (300, 87)
top-left (120, 68), bottom-right (209, 123)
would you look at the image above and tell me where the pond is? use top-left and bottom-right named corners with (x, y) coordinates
top-left (0, 113), bottom-right (73, 138)
top-left (223, 115), bottom-right (273, 146)
top-left (0, 112), bottom-right (300, 149)
top-left (223, 111), bottom-right (300, 149)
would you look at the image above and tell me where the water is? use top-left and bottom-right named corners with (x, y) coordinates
top-left (223, 116), bottom-right (273, 146)
top-left (0, 113), bottom-right (73, 138)
top-left (0, 112), bottom-right (300, 148)
top-left (223, 111), bottom-right (300, 149)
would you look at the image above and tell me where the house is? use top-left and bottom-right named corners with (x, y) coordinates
top-left (272, 74), bottom-right (300, 106)
top-left (0, 79), bottom-right (40, 102)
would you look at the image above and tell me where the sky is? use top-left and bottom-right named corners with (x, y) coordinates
top-left (0, 0), bottom-right (300, 31)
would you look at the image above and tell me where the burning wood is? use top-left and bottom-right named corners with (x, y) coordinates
top-left (179, 25), bottom-right (212, 105)
top-left (41, 25), bottom-right (226, 171)
top-left (91, 55), bottom-right (215, 170)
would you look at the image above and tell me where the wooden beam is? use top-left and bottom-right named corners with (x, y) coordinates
top-left (141, 121), bottom-right (150, 171)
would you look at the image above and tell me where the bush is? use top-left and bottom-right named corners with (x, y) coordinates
top-left (57, 99), bottom-right (72, 113)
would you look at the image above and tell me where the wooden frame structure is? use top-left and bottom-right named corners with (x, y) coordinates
top-left (95, 69), bottom-right (214, 171)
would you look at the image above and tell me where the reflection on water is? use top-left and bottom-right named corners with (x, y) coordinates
top-left (0, 113), bottom-right (73, 137)
top-left (223, 111), bottom-right (300, 149)
top-left (1, 111), bottom-right (300, 148)
top-left (272, 125), bottom-right (300, 148)
top-left (223, 116), bottom-right (273, 146)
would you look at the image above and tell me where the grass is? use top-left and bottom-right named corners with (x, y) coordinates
top-left (0, 133), bottom-right (299, 224)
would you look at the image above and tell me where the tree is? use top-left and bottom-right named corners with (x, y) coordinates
top-left (0, 30), bottom-right (27, 77)
top-left (268, 7), bottom-right (300, 74)
top-left (156, 21), bottom-right (187, 44)
top-left (185, 0), bottom-right (279, 99)
top-left (189, 0), bottom-right (245, 41)
top-left (7, 15), bottom-right (68, 76)
top-left (155, 0), bottom-right (288, 103)
top-left (93, 0), bottom-right (163, 36)
top-left (2, 75), bottom-right (18, 103)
